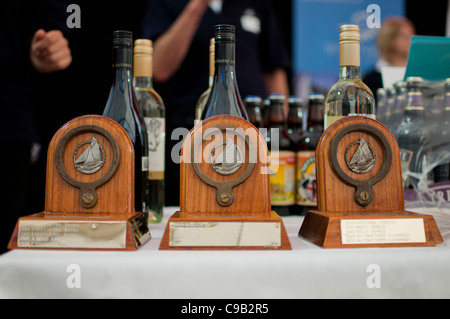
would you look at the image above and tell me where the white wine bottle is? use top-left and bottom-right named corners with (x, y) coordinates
top-left (194, 38), bottom-right (214, 125)
top-left (133, 39), bottom-right (166, 224)
top-left (103, 31), bottom-right (149, 218)
top-left (324, 24), bottom-right (375, 129)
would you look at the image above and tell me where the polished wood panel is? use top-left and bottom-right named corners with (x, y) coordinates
top-left (45, 115), bottom-right (135, 214)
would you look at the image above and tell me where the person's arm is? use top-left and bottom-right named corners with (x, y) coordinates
top-left (153, 0), bottom-right (211, 82)
top-left (264, 68), bottom-right (290, 115)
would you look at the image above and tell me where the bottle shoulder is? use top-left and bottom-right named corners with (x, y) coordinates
top-left (134, 87), bottom-right (165, 117)
top-left (326, 79), bottom-right (374, 99)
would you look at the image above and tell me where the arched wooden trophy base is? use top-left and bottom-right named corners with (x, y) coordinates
top-left (159, 115), bottom-right (291, 250)
top-left (8, 115), bottom-right (151, 251)
top-left (298, 116), bottom-right (443, 248)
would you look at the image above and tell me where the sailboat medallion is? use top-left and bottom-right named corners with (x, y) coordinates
top-left (210, 138), bottom-right (243, 175)
top-left (73, 137), bottom-right (106, 174)
top-left (345, 137), bottom-right (376, 174)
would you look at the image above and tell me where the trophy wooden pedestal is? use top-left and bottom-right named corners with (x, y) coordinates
top-left (8, 115), bottom-right (151, 250)
top-left (160, 115), bottom-right (291, 250)
top-left (298, 116), bottom-right (443, 248)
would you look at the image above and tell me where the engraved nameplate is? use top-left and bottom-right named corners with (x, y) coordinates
top-left (169, 222), bottom-right (281, 247)
top-left (17, 220), bottom-right (127, 249)
top-left (340, 218), bottom-right (426, 245)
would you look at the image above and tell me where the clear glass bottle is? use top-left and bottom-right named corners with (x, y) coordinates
top-left (103, 30), bottom-right (149, 216)
top-left (133, 39), bottom-right (166, 224)
top-left (194, 38), bottom-right (214, 125)
top-left (432, 78), bottom-right (450, 183)
top-left (376, 88), bottom-right (386, 124)
top-left (324, 24), bottom-right (375, 129)
top-left (390, 81), bottom-right (406, 139)
top-left (201, 24), bottom-right (248, 120)
top-left (397, 77), bottom-right (426, 189)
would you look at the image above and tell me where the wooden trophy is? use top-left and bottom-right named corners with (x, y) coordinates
top-left (8, 115), bottom-right (151, 250)
top-left (299, 116), bottom-right (443, 248)
top-left (160, 115), bottom-right (291, 250)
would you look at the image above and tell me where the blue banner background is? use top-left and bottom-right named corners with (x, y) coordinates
top-left (292, 0), bottom-right (405, 91)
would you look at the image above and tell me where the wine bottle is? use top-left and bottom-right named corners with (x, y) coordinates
top-left (201, 24), bottom-right (248, 120)
top-left (324, 24), bottom-right (375, 129)
top-left (133, 39), bottom-right (166, 224)
top-left (194, 38), bottom-right (214, 125)
top-left (103, 30), bottom-right (149, 218)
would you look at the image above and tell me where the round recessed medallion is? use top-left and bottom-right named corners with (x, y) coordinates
top-left (73, 137), bottom-right (106, 174)
top-left (191, 124), bottom-right (256, 207)
top-left (329, 123), bottom-right (392, 207)
top-left (344, 137), bottom-right (376, 174)
top-left (210, 138), bottom-right (243, 175)
top-left (55, 125), bottom-right (120, 208)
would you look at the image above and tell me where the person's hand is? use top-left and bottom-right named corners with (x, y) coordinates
top-left (30, 29), bottom-right (72, 73)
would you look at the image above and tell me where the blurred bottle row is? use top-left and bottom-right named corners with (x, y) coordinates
top-left (377, 77), bottom-right (450, 189)
top-left (242, 93), bottom-right (325, 215)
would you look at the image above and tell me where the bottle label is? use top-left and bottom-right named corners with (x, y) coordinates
top-left (296, 150), bottom-right (317, 206)
top-left (269, 151), bottom-right (296, 205)
top-left (144, 117), bottom-right (165, 180)
top-left (324, 115), bottom-right (345, 129)
top-left (325, 114), bottom-right (376, 129)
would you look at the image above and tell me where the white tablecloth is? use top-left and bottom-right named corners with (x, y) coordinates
top-left (1, 207), bottom-right (449, 299)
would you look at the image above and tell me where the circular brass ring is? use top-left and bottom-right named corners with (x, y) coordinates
top-left (191, 124), bottom-right (256, 207)
top-left (55, 124), bottom-right (121, 208)
top-left (329, 123), bottom-right (392, 207)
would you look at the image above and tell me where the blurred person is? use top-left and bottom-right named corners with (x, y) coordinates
top-left (0, 1), bottom-right (71, 253)
top-left (142, 0), bottom-right (291, 206)
top-left (363, 17), bottom-right (416, 98)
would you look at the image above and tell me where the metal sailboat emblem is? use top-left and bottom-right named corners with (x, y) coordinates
top-left (73, 137), bottom-right (106, 174)
top-left (345, 137), bottom-right (376, 174)
top-left (210, 138), bottom-right (243, 175)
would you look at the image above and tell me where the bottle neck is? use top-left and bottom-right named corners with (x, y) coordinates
top-left (133, 52), bottom-right (153, 78)
top-left (113, 46), bottom-right (133, 84)
top-left (339, 65), bottom-right (361, 80)
top-left (203, 39), bottom-right (248, 119)
top-left (269, 102), bottom-right (286, 129)
top-left (133, 76), bottom-right (154, 88)
top-left (214, 41), bottom-right (236, 79)
top-left (307, 102), bottom-right (324, 128)
top-left (339, 40), bottom-right (360, 80)
top-left (406, 91), bottom-right (424, 111)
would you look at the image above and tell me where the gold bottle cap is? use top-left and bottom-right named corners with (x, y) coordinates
top-left (339, 24), bottom-right (360, 67)
top-left (339, 24), bottom-right (360, 42)
top-left (133, 39), bottom-right (152, 77)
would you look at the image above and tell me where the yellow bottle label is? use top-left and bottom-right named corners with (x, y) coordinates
top-left (296, 150), bottom-right (317, 205)
top-left (269, 151), bottom-right (296, 205)
top-left (324, 115), bottom-right (346, 129)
